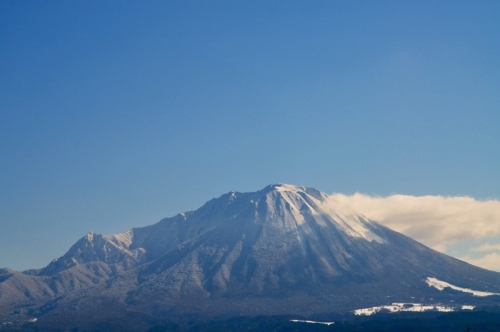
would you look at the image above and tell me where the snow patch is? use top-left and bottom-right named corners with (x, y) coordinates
top-left (274, 184), bottom-right (304, 193)
top-left (426, 277), bottom-right (500, 297)
top-left (355, 303), bottom-right (458, 316)
top-left (107, 230), bottom-right (134, 247)
top-left (290, 320), bottom-right (334, 325)
top-left (85, 232), bottom-right (95, 241)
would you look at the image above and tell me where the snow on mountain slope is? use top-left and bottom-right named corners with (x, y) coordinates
top-left (38, 184), bottom-right (388, 276)
top-left (2, 184), bottom-right (500, 324)
top-left (426, 277), bottom-right (500, 296)
top-left (268, 184), bottom-right (386, 243)
top-left (39, 231), bottom-right (145, 275)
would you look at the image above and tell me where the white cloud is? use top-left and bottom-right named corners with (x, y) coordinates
top-left (471, 243), bottom-right (500, 252)
top-left (330, 193), bottom-right (500, 271)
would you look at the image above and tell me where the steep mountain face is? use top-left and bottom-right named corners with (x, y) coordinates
top-left (1, 184), bottom-right (500, 329)
top-left (135, 185), bottom-right (389, 293)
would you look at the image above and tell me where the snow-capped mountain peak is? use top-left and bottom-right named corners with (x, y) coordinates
top-left (257, 183), bottom-right (386, 244)
top-left (38, 184), bottom-right (388, 276)
top-left (3, 184), bottom-right (500, 327)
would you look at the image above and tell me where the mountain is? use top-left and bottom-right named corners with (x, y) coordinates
top-left (1, 184), bottom-right (500, 330)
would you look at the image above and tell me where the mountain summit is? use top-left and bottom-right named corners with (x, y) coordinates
top-left (1, 184), bottom-right (500, 329)
top-left (41, 184), bottom-right (387, 277)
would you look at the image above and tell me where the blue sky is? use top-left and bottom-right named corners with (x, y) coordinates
top-left (1, 1), bottom-right (499, 271)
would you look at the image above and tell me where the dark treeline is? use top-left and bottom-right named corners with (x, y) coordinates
top-left (147, 310), bottom-right (500, 332)
top-left (4, 309), bottom-right (500, 331)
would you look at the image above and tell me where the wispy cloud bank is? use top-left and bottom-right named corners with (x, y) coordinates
top-left (330, 193), bottom-right (500, 270)
top-left (470, 243), bottom-right (500, 252)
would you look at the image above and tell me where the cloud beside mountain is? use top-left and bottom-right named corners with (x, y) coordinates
top-left (330, 193), bottom-right (500, 271)
top-left (457, 253), bottom-right (500, 272)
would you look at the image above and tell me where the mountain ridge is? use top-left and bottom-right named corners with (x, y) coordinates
top-left (1, 184), bottom-right (500, 329)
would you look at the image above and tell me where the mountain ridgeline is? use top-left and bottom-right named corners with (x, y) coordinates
top-left (1, 184), bottom-right (500, 330)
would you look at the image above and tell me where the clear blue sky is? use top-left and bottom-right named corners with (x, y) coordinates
top-left (1, 1), bottom-right (499, 271)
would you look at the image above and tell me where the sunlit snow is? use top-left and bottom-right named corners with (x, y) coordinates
top-left (355, 303), bottom-right (459, 316)
top-left (273, 184), bottom-right (387, 244)
top-left (290, 319), bottom-right (335, 325)
top-left (106, 230), bottom-right (134, 247)
top-left (426, 277), bottom-right (500, 297)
